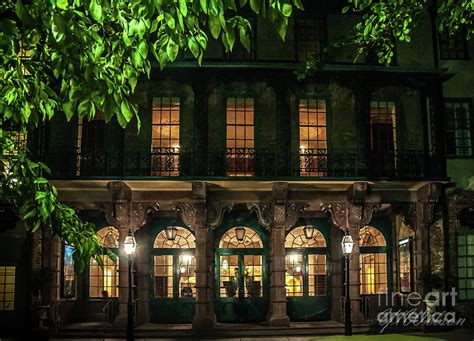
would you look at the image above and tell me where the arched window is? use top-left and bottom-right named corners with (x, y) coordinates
top-left (285, 226), bottom-right (327, 297)
top-left (217, 226), bottom-right (264, 299)
top-left (153, 227), bottom-right (196, 298)
top-left (219, 227), bottom-right (263, 248)
top-left (359, 226), bottom-right (388, 295)
top-left (89, 226), bottom-right (119, 298)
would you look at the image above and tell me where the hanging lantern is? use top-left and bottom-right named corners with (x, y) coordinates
top-left (235, 226), bottom-right (246, 241)
top-left (123, 230), bottom-right (137, 256)
top-left (165, 226), bottom-right (178, 240)
top-left (341, 233), bottom-right (355, 256)
top-left (304, 224), bottom-right (315, 239)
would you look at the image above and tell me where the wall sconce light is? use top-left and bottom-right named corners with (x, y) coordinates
top-left (304, 224), bottom-right (315, 239)
top-left (235, 226), bottom-right (246, 241)
top-left (165, 226), bottom-right (178, 240)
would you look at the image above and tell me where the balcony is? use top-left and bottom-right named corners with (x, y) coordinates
top-left (43, 147), bottom-right (445, 180)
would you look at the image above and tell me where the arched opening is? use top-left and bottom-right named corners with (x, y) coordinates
top-left (150, 226), bottom-right (196, 323)
top-left (215, 225), bottom-right (266, 323)
top-left (89, 226), bottom-right (119, 298)
top-left (285, 225), bottom-right (330, 321)
top-left (359, 226), bottom-right (388, 295)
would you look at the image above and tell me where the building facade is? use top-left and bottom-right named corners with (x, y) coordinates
top-left (1, 0), bottom-right (473, 335)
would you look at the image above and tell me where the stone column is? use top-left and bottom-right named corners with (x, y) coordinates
top-left (115, 227), bottom-right (130, 324)
top-left (193, 224), bottom-right (214, 328)
top-left (135, 228), bottom-right (150, 324)
top-left (347, 225), bottom-right (365, 324)
top-left (267, 223), bottom-right (290, 326)
top-left (176, 198), bottom-right (215, 329)
top-left (330, 226), bottom-right (344, 321)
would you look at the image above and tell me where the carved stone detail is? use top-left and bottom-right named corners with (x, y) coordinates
top-left (402, 200), bottom-right (437, 230)
top-left (284, 202), bottom-right (309, 230)
top-left (247, 202), bottom-right (273, 230)
top-left (208, 202), bottom-right (234, 229)
top-left (175, 202), bottom-right (206, 230)
top-left (96, 201), bottom-right (159, 230)
top-left (131, 202), bottom-right (160, 228)
top-left (321, 201), bottom-right (379, 230)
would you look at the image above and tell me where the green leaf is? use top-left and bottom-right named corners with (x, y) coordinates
top-left (281, 3), bottom-right (292, 17)
top-left (250, 0), bottom-right (262, 14)
top-left (138, 40), bottom-right (148, 59)
top-left (208, 15), bottom-right (221, 39)
top-left (188, 36), bottom-right (200, 58)
top-left (239, 26), bottom-right (250, 51)
top-left (89, 0), bottom-right (103, 23)
top-left (200, 0), bottom-right (208, 12)
top-left (16, 0), bottom-right (33, 25)
top-left (166, 39), bottom-right (179, 61)
top-left (178, 0), bottom-right (187, 16)
top-left (164, 12), bottom-right (176, 29)
top-left (292, 0), bottom-right (303, 10)
top-left (56, 0), bottom-right (68, 10)
top-left (120, 100), bottom-right (132, 122)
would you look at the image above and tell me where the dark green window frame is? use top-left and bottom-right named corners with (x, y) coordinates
top-left (457, 232), bottom-right (474, 300)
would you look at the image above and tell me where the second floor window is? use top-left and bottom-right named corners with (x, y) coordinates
top-left (445, 99), bottom-right (473, 157)
top-left (226, 97), bottom-right (254, 176)
top-left (77, 113), bottom-right (105, 176)
top-left (151, 97), bottom-right (180, 176)
top-left (295, 15), bottom-right (326, 62)
top-left (439, 29), bottom-right (469, 60)
top-left (299, 98), bottom-right (327, 176)
top-left (370, 101), bottom-right (397, 153)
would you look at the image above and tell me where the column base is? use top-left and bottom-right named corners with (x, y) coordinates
top-left (192, 315), bottom-right (215, 329)
top-left (267, 314), bottom-right (290, 327)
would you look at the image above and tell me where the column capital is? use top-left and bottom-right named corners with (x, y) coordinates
top-left (321, 201), bottom-right (380, 231)
top-left (208, 202), bottom-right (234, 229)
top-left (247, 201), bottom-right (309, 231)
top-left (175, 201), bottom-right (207, 230)
top-left (401, 200), bottom-right (438, 230)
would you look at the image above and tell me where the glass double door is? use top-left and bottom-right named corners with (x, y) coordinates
top-left (215, 252), bottom-right (267, 322)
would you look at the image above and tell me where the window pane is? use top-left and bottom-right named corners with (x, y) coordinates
top-left (244, 255), bottom-right (262, 297)
top-left (226, 97), bottom-right (255, 176)
top-left (299, 98), bottom-right (328, 177)
top-left (445, 99), bottom-right (473, 157)
top-left (220, 255), bottom-right (239, 298)
top-left (154, 255), bottom-right (174, 298)
top-left (308, 254), bottom-right (326, 296)
top-left (0, 266), bottom-right (15, 311)
top-left (89, 255), bottom-right (119, 298)
top-left (285, 254), bottom-right (304, 297)
top-left (360, 253), bottom-right (388, 295)
top-left (151, 97), bottom-right (180, 176)
top-left (295, 16), bottom-right (326, 62)
top-left (178, 255), bottom-right (196, 298)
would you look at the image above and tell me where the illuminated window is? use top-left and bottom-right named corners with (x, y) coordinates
top-left (218, 227), bottom-right (263, 298)
top-left (295, 16), bottom-right (326, 62)
top-left (61, 243), bottom-right (75, 298)
top-left (76, 112), bottom-right (105, 176)
top-left (0, 266), bottom-right (15, 310)
top-left (151, 97), bottom-right (180, 176)
top-left (299, 99), bottom-right (327, 176)
top-left (226, 98), bottom-right (254, 176)
top-left (219, 227), bottom-right (263, 248)
top-left (285, 226), bottom-right (327, 297)
top-left (458, 233), bottom-right (474, 300)
top-left (89, 227), bottom-right (119, 298)
top-left (153, 227), bottom-right (195, 298)
top-left (399, 238), bottom-right (413, 294)
top-left (359, 226), bottom-right (388, 295)
top-left (439, 29), bottom-right (469, 60)
top-left (370, 101), bottom-right (397, 153)
top-left (445, 99), bottom-right (473, 157)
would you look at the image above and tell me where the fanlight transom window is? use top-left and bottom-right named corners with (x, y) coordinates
top-left (154, 227), bottom-right (196, 249)
top-left (97, 226), bottom-right (119, 248)
top-left (219, 227), bottom-right (263, 248)
top-left (359, 226), bottom-right (386, 247)
top-left (285, 226), bottom-right (326, 248)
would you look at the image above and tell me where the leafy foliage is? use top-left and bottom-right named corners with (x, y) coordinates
top-left (297, 0), bottom-right (472, 80)
top-left (0, 0), bottom-right (302, 272)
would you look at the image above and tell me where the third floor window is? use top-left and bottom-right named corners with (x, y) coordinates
top-left (370, 101), bottom-right (397, 153)
top-left (295, 15), bottom-right (326, 62)
top-left (445, 99), bottom-right (473, 158)
top-left (439, 29), bottom-right (469, 60)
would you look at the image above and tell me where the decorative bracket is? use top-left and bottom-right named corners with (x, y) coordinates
top-left (208, 202), bottom-right (234, 229)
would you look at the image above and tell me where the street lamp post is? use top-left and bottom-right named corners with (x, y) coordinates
top-left (341, 232), bottom-right (355, 336)
top-left (124, 230), bottom-right (137, 341)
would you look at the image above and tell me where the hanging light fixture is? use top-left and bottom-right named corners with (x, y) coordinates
top-left (341, 233), bottom-right (355, 256)
top-left (165, 226), bottom-right (178, 240)
top-left (123, 229), bottom-right (137, 257)
top-left (304, 224), bottom-right (315, 239)
top-left (235, 226), bottom-right (246, 241)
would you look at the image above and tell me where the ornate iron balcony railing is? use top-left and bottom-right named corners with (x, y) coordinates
top-left (43, 147), bottom-right (444, 180)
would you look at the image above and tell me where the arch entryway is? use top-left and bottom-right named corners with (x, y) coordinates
top-left (215, 222), bottom-right (268, 323)
top-left (150, 223), bottom-right (196, 323)
top-left (285, 224), bottom-right (331, 321)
